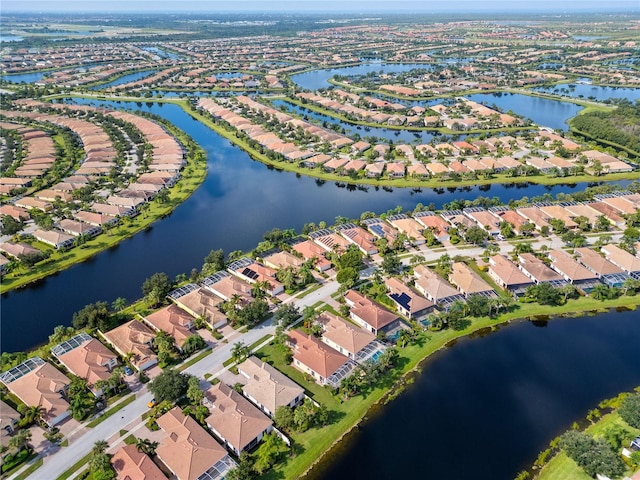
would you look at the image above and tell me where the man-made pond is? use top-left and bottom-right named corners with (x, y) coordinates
top-left (90, 70), bottom-right (158, 90)
top-left (311, 309), bottom-right (640, 480)
top-left (0, 98), bottom-right (599, 353)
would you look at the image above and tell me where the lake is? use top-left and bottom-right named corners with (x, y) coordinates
top-left (0, 98), bottom-right (598, 353)
top-left (311, 309), bottom-right (640, 480)
top-left (90, 70), bottom-right (158, 90)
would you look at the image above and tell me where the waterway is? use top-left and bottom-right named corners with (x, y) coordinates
top-left (90, 70), bottom-right (158, 90)
top-left (312, 309), bottom-right (640, 480)
top-left (0, 98), bottom-right (600, 353)
top-left (532, 84), bottom-right (640, 102)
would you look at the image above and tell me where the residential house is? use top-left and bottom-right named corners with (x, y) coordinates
top-left (227, 258), bottom-right (284, 296)
top-left (0, 357), bottom-right (70, 427)
top-left (384, 277), bottom-right (434, 320)
top-left (202, 271), bottom-right (254, 305)
top-left (309, 228), bottom-right (350, 254)
top-left (335, 223), bottom-right (378, 255)
top-left (344, 289), bottom-right (403, 335)
top-left (287, 330), bottom-right (356, 388)
top-left (318, 312), bottom-right (385, 363)
top-left (548, 249), bottom-right (599, 288)
top-left (517, 253), bottom-right (565, 285)
top-left (449, 262), bottom-right (496, 298)
top-left (156, 407), bottom-right (235, 480)
top-left (204, 382), bottom-right (273, 455)
top-left (413, 212), bottom-right (450, 242)
top-left (291, 240), bottom-right (332, 271)
top-left (413, 264), bottom-right (464, 308)
top-left (487, 255), bottom-right (534, 295)
top-left (386, 214), bottom-right (425, 245)
top-left (101, 320), bottom-right (158, 372)
top-left (111, 444), bottom-right (166, 480)
top-left (51, 333), bottom-right (118, 396)
top-left (237, 356), bottom-right (305, 418)
top-left (169, 284), bottom-right (228, 329)
top-left (263, 251), bottom-right (304, 270)
top-left (143, 305), bottom-right (196, 352)
top-left (601, 245), bottom-right (640, 276)
top-left (0, 400), bottom-right (19, 448)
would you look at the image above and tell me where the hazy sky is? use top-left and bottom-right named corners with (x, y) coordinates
top-left (3, 0), bottom-right (639, 13)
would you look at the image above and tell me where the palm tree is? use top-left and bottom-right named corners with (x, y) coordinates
top-left (92, 440), bottom-right (109, 456)
top-left (8, 429), bottom-right (32, 454)
top-left (135, 438), bottom-right (158, 456)
top-left (18, 404), bottom-right (46, 427)
top-left (231, 341), bottom-right (250, 364)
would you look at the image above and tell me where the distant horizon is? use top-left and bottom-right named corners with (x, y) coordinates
top-left (3, 0), bottom-right (639, 13)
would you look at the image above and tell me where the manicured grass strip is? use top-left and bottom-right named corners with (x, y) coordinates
top-left (87, 394), bottom-right (136, 428)
top-left (295, 283), bottom-right (324, 298)
top-left (13, 458), bottom-right (43, 480)
top-left (124, 434), bottom-right (137, 445)
top-left (56, 451), bottom-right (92, 480)
top-left (258, 296), bottom-right (640, 479)
top-left (248, 334), bottom-right (273, 352)
top-left (177, 347), bottom-right (213, 372)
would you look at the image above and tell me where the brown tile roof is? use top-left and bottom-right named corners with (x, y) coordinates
top-left (238, 356), bottom-right (304, 416)
top-left (144, 305), bottom-right (195, 349)
top-left (518, 253), bottom-right (563, 283)
top-left (488, 255), bottom-right (533, 288)
top-left (102, 320), bottom-right (157, 371)
top-left (157, 407), bottom-right (230, 480)
top-left (318, 312), bottom-right (375, 356)
top-left (204, 382), bottom-right (273, 453)
top-left (413, 265), bottom-right (461, 303)
top-left (449, 262), bottom-right (494, 295)
top-left (55, 337), bottom-right (118, 390)
top-left (288, 330), bottom-right (349, 378)
top-left (574, 247), bottom-right (624, 276)
top-left (345, 289), bottom-right (400, 330)
top-left (548, 249), bottom-right (598, 282)
top-left (111, 444), bottom-right (166, 480)
top-left (1, 360), bottom-right (69, 425)
top-left (601, 244), bottom-right (640, 273)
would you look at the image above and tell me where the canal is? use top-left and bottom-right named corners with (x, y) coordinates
top-left (1, 97), bottom-right (600, 353)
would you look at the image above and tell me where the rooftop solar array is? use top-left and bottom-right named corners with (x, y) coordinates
top-left (335, 223), bottom-right (358, 232)
top-left (489, 206), bottom-right (510, 213)
top-left (368, 224), bottom-right (386, 238)
top-left (168, 283), bottom-right (199, 300)
top-left (390, 291), bottom-right (412, 311)
top-left (0, 357), bottom-right (45, 384)
top-left (309, 228), bottom-right (334, 239)
top-left (414, 211), bottom-right (437, 218)
top-left (51, 332), bottom-right (93, 358)
top-left (201, 271), bottom-right (231, 287)
top-left (362, 217), bottom-right (384, 226)
top-left (440, 210), bottom-right (464, 219)
top-left (242, 267), bottom-right (260, 281)
top-left (463, 206), bottom-right (486, 214)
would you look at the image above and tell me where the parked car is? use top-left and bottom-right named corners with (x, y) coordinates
top-left (148, 398), bottom-right (157, 408)
top-left (124, 366), bottom-right (133, 376)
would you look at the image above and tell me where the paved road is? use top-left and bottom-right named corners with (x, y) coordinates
top-left (15, 232), bottom-right (618, 479)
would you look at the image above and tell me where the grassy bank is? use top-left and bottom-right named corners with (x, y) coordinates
top-left (0, 123), bottom-right (207, 294)
top-left (257, 296), bottom-right (640, 479)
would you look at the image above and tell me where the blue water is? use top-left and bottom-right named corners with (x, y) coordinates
top-left (0, 96), bottom-right (605, 353)
top-left (90, 70), bottom-right (158, 90)
top-left (532, 84), bottom-right (640, 102)
top-left (140, 46), bottom-right (181, 60)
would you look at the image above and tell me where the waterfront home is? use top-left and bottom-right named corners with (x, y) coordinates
top-left (573, 247), bottom-right (629, 287)
top-left (517, 253), bottom-right (566, 286)
top-left (0, 357), bottom-right (70, 427)
top-left (407, 163), bottom-right (429, 178)
top-left (33, 228), bottom-right (75, 249)
top-left (91, 202), bottom-right (137, 218)
top-left (488, 255), bottom-right (535, 295)
top-left (309, 228), bottom-right (351, 253)
top-left (291, 240), bottom-right (332, 271)
top-left (548, 249), bottom-right (599, 287)
top-left (227, 258), bottom-right (284, 296)
top-left (598, 195), bottom-right (638, 215)
top-left (536, 204), bottom-right (579, 229)
top-left (0, 400), bottom-right (19, 448)
top-left (168, 284), bottom-right (228, 329)
top-left (323, 157), bottom-right (348, 173)
top-left (101, 320), bottom-right (158, 372)
top-left (585, 202), bottom-right (626, 229)
top-left (156, 407), bottom-right (235, 480)
top-left (515, 206), bottom-right (551, 231)
top-left (386, 162), bottom-right (406, 178)
top-left (317, 312), bottom-right (384, 363)
top-left (301, 153), bottom-right (331, 168)
top-left (489, 207), bottom-right (530, 232)
top-left (335, 223), bottom-right (378, 255)
top-left (0, 241), bottom-right (41, 259)
top-left (601, 244), bottom-right (640, 276)
top-left (74, 211), bottom-right (119, 227)
top-left (263, 250), bottom-right (305, 270)
top-left (362, 217), bottom-right (399, 244)
top-left (386, 214), bottom-right (425, 245)
top-left (449, 262), bottom-right (497, 298)
top-left (384, 277), bottom-right (435, 320)
top-left (111, 444), bottom-right (166, 480)
top-left (413, 211), bottom-right (451, 242)
top-left (440, 210), bottom-right (476, 231)
top-left (143, 305), bottom-right (196, 351)
top-left (204, 382), bottom-right (274, 456)
top-left (51, 333), bottom-right (119, 396)
top-left (202, 271), bottom-right (254, 304)
top-left (237, 356), bottom-right (305, 418)
top-left (288, 330), bottom-right (356, 388)
top-left (58, 219), bottom-right (101, 237)
top-left (413, 264), bottom-right (465, 308)
top-left (344, 289), bottom-right (404, 336)
top-left (364, 162), bottom-right (385, 178)
top-left (464, 207), bottom-right (501, 236)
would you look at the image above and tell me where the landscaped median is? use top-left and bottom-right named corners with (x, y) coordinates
top-left (0, 119), bottom-right (207, 294)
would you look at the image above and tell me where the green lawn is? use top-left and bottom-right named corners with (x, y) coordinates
top-left (537, 412), bottom-right (640, 480)
top-left (87, 394), bottom-right (136, 428)
top-left (255, 295), bottom-right (640, 479)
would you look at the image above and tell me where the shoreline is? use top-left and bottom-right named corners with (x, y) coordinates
top-left (0, 121), bottom-right (208, 294)
top-left (278, 299), bottom-right (640, 479)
